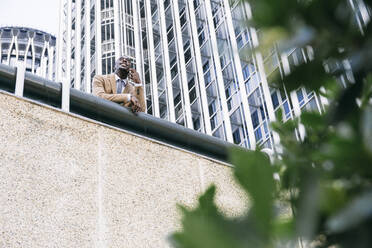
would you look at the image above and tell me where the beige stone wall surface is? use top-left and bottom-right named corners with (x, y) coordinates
top-left (0, 92), bottom-right (247, 248)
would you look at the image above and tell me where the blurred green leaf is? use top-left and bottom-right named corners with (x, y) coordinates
top-left (301, 112), bottom-right (324, 131)
top-left (249, 0), bottom-right (298, 28)
top-left (327, 191), bottom-right (372, 233)
top-left (296, 171), bottom-right (320, 239)
top-left (230, 148), bottom-right (275, 236)
top-left (171, 186), bottom-right (268, 248)
top-left (281, 59), bottom-right (332, 92)
top-left (319, 182), bottom-right (348, 215)
top-left (171, 186), bottom-right (243, 248)
top-left (362, 105), bottom-right (372, 153)
top-left (327, 81), bottom-right (364, 125)
top-left (273, 217), bottom-right (294, 239)
top-left (361, 74), bottom-right (372, 106)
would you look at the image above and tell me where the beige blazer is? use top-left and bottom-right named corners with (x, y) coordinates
top-left (92, 74), bottom-right (146, 112)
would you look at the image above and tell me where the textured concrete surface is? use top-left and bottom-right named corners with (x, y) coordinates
top-left (0, 92), bottom-right (247, 247)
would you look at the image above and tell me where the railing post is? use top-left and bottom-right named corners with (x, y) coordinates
top-left (61, 78), bottom-right (70, 112)
top-left (15, 63), bottom-right (26, 97)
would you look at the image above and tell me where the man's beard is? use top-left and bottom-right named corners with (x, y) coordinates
top-left (118, 67), bottom-right (129, 78)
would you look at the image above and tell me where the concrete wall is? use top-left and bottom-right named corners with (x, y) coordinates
top-left (0, 92), bottom-right (247, 248)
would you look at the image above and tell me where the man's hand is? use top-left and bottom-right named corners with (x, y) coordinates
top-left (130, 95), bottom-right (142, 113)
top-left (128, 68), bottom-right (141, 84)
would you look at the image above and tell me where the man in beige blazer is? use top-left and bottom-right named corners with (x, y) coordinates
top-left (93, 56), bottom-right (145, 113)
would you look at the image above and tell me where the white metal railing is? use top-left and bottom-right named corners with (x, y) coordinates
top-left (15, 63), bottom-right (25, 97)
top-left (14, 62), bottom-right (70, 112)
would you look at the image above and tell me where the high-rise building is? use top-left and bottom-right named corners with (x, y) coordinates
top-left (57, 0), bottom-right (328, 150)
top-left (0, 26), bottom-right (56, 80)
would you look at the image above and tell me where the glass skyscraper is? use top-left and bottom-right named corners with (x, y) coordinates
top-left (57, 0), bottom-right (328, 150)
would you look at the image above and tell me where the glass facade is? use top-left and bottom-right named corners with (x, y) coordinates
top-left (58, 0), bottom-right (332, 151)
top-left (0, 27), bottom-right (56, 80)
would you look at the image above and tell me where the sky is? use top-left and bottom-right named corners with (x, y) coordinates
top-left (0, 0), bottom-right (60, 36)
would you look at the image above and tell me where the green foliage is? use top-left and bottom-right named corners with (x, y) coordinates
top-left (276, 59), bottom-right (332, 92)
top-left (171, 0), bottom-right (372, 247)
top-left (171, 150), bottom-right (279, 248)
top-left (171, 186), bottom-right (246, 248)
top-left (231, 149), bottom-right (275, 235)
